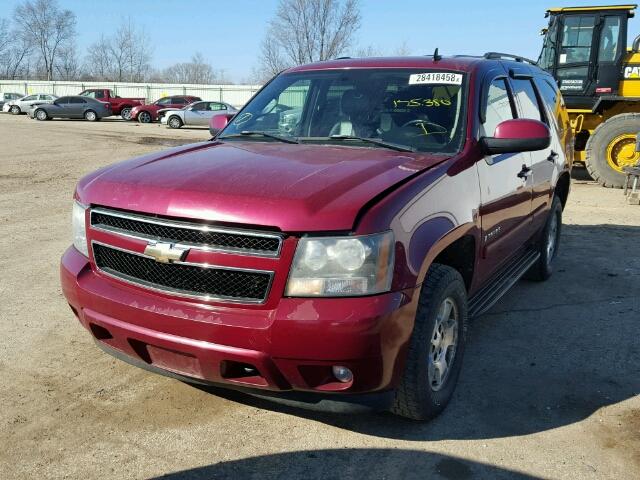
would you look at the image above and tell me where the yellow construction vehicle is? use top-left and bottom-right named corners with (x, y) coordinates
top-left (538, 4), bottom-right (640, 187)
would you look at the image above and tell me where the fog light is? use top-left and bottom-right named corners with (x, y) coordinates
top-left (332, 365), bottom-right (353, 383)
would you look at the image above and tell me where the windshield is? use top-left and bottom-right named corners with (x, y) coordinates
top-left (220, 69), bottom-right (468, 153)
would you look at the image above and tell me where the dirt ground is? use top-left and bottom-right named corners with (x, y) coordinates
top-left (0, 113), bottom-right (639, 480)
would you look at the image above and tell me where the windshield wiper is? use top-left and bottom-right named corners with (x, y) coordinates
top-left (220, 131), bottom-right (299, 144)
top-left (328, 135), bottom-right (416, 152)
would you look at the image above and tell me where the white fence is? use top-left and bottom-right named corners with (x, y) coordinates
top-left (0, 80), bottom-right (263, 108)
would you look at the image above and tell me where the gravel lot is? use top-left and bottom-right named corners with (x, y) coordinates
top-left (0, 113), bottom-right (639, 480)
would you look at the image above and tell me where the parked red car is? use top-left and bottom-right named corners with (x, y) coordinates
top-left (79, 89), bottom-right (145, 120)
top-left (61, 54), bottom-right (572, 420)
top-left (129, 95), bottom-right (201, 123)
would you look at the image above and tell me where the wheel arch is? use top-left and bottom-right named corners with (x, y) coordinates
top-left (407, 219), bottom-right (479, 293)
top-left (554, 171), bottom-right (571, 209)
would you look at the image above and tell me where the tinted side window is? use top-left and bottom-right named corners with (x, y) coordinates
top-left (173, 98), bottom-right (187, 105)
top-left (598, 16), bottom-right (621, 62)
top-left (511, 79), bottom-right (543, 122)
top-left (534, 77), bottom-right (563, 132)
top-left (483, 78), bottom-right (515, 136)
top-left (69, 97), bottom-right (86, 104)
top-left (191, 102), bottom-right (206, 111)
top-left (56, 97), bottom-right (70, 104)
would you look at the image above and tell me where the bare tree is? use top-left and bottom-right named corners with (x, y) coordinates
top-left (163, 52), bottom-right (215, 84)
top-left (393, 41), bottom-right (412, 57)
top-left (106, 19), bottom-right (152, 82)
top-left (0, 19), bottom-right (11, 54)
top-left (85, 35), bottom-right (114, 80)
top-left (0, 18), bottom-right (32, 79)
top-left (55, 44), bottom-right (80, 80)
top-left (259, 0), bottom-right (361, 78)
top-left (13, 0), bottom-right (76, 80)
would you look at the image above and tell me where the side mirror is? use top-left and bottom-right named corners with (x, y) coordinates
top-left (480, 119), bottom-right (551, 155)
top-left (210, 113), bottom-right (235, 136)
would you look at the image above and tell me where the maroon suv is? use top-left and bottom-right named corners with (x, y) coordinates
top-left (61, 54), bottom-right (572, 420)
top-left (130, 95), bottom-right (201, 123)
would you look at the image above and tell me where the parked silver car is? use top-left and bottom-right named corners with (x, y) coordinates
top-left (0, 92), bottom-right (23, 110)
top-left (3, 93), bottom-right (58, 114)
top-left (159, 101), bottom-right (238, 129)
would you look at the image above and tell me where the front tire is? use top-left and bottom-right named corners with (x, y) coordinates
top-left (35, 109), bottom-right (48, 121)
top-left (391, 264), bottom-right (468, 421)
top-left (526, 196), bottom-right (562, 281)
top-left (138, 111), bottom-right (152, 123)
top-left (10, 105), bottom-right (21, 115)
top-left (168, 115), bottom-right (183, 129)
top-left (585, 113), bottom-right (640, 188)
top-left (84, 110), bottom-right (97, 121)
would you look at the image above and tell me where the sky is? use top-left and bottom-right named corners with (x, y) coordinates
top-left (1, 0), bottom-right (621, 82)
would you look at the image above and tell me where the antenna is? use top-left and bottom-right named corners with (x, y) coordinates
top-left (433, 47), bottom-right (442, 61)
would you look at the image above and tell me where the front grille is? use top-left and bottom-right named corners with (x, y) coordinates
top-left (91, 209), bottom-right (282, 256)
top-left (93, 243), bottom-right (272, 302)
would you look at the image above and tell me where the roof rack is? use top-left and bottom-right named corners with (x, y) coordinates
top-left (483, 52), bottom-right (537, 65)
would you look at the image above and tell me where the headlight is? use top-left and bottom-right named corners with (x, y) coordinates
top-left (72, 201), bottom-right (89, 257)
top-left (286, 231), bottom-right (394, 297)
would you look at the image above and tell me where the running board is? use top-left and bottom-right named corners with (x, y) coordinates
top-left (468, 249), bottom-right (540, 318)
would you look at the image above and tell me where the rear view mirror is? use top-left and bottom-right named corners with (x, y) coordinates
top-left (481, 118), bottom-right (551, 155)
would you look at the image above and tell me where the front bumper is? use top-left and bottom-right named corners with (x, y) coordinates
top-left (61, 246), bottom-right (418, 397)
top-left (160, 115), bottom-right (168, 125)
top-left (2, 103), bottom-right (12, 112)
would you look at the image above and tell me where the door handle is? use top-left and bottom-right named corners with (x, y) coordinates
top-left (547, 150), bottom-right (559, 162)
top-left (517, 164), bottom-right (531, 179)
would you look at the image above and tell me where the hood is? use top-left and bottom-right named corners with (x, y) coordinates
top-left (77, 141), bottom-right (449, 232)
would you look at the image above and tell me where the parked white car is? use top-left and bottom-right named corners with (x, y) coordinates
top-left (0, 92), bottom-right (23, 110)
top-left (3, 93), bottom-right (58, 114)
top-left (159, 101), bottom-right (238, 129)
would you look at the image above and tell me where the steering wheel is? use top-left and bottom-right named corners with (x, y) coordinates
top-left (400, 119), bottom-right (448, 138)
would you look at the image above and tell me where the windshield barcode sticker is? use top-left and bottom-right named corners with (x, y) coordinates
top-left (409, 72), bottom-right (463, 85)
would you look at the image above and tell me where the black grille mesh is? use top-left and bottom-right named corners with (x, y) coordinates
top-left (91, 212), bottom-right (281, 254)
top-left (93, 244), bottom-right (271, 301)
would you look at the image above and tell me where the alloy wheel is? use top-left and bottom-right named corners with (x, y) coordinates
top-left (138, 112), bottom-right (152, 123)
top-left (428, 297), bottom-right (459, 391)
top-left (546, 211), bottom-right (559, 264)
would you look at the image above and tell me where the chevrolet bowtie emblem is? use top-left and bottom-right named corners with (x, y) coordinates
top-left (144, 241), bottom-right (189, 263)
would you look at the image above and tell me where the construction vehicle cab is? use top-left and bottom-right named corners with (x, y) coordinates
top-left (538, 4), bottom-right (640, 187)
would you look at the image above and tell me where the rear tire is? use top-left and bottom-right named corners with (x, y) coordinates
top-left (35, 109), bottom-right (48, 121)
top-left (525, 196), bottom-right (562, 282)
top-left (84, 110), bottom-right (97, 121)
top-left (585, 113), bottom-right (640, 188)
top-left (168, 115), bottom-right (183, 129)
top-left (10, 105), bottom-right (20, 115)
top-left (391, 264), bottom-right (468, 421)
top-left (120, 107), bottom-right (132, 120)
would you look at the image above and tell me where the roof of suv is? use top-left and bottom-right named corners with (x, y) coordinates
top-left (285, 55), bottom-right (545, 76)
